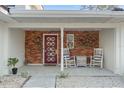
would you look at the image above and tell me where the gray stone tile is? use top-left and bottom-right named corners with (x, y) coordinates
top-left (18, 66), bottom-right (124, 88)
top-left (23, 76), bottom-right (55, 88)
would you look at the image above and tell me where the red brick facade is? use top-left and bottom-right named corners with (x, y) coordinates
top-left (25, 31), bottom-right (61, 64)
top-left (25, 31), bottom-right (99, 64)
top-left (64, 31), bottom-right (99, 56)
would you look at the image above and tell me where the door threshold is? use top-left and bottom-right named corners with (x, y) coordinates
top-left (44, 64), bottom-right (57, 66)
top-left (27, 64), bottom-right (43, 66)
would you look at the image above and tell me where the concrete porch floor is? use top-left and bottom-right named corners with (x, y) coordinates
top-left (18, 65), bottom-right (124, 88)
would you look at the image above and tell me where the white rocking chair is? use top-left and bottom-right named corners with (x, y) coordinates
top-left (90, 48), bottom-right (103, 68)
top-left (63, 48), bottom-right (76, 68)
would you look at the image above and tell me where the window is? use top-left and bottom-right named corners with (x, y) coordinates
top-left (67, 34), bottom-right (74, 49)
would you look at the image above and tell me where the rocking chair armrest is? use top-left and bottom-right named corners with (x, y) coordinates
top-left (70, 56), bottom-right (75, 59)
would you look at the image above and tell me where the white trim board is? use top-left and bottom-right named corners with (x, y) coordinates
top-left (27, 64), bottom-right (44, 66)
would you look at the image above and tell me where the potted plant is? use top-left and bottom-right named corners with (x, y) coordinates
top-left (8, 58), bottom-right (19, 74)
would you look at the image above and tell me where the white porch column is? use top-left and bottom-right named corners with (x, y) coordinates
top-left (118, 25), bottom-right (124, 74)
top-left (60, 27), bottom-right (64, 71)
top-left (0, 23), bottom-right (9, 75)
top-left (115, 27), bottom-right (121, 74)
top-left (115, 25), bottom-right (124, 75)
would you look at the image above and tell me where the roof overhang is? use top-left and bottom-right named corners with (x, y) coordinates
top-left (9, 10), bottom-right (124, 23)
top-left (0, 12), bottom-right (17, 23)
top-left (10, 10), bottom-right (124, 17)
top-left (6, 11), bottom-right (124, 23)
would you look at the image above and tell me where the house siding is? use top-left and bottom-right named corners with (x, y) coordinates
top-left (25, 31), bottom-right (99, 64)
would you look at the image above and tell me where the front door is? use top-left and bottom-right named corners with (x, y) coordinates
top-left (44, 34), bottom-right (58, 65)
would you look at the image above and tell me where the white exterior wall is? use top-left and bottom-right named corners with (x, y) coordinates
top-left (99, 29), bottom-right (116, 72)
top-left (115, 25), bottom-right (124, 74)
top-left (0, 22), bottom-right (9, 75)
top-left (0, 23), bottom-right (25, 75)
top-left (120, 26), bottom-right (124, 75)
top-left (8, 29), bottom-right (25, 68)
top-left (99, 25), bottom-right (124, 75)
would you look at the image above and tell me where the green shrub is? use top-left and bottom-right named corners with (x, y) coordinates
top-left (21, 71), bottom-right (29, 78)
top-left (58, 71), bottom-right (69, 78)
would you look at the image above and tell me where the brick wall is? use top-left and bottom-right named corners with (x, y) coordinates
top-left (25, 31), bottom-right (61, 64)
top-left (64, 31), bottom-right (99, 56)
top-left (25, 31), bottom-right (99, 64)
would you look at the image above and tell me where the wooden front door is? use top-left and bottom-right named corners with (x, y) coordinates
top-left (44, 34), bottom-right (58, 65)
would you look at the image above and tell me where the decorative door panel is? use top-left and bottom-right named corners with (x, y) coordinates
top-left (44, 35), bottom-right (57, 64)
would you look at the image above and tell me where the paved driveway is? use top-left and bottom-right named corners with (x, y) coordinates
top-left (19, 65), bottom-right (124, 88)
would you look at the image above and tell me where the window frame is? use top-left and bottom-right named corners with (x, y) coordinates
top-left (66, 34), bottom-right (74, 49)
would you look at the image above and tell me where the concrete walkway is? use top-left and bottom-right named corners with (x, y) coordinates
top-left (18, 65), bottom-right (124, 88)
top-left (19, 66), bottom-right (59, 88)
top-left (23, 76), bottom-right (56, 88)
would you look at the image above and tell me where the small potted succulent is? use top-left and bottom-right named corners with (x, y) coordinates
top-left (8, 58), bottom-right (19, 74)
